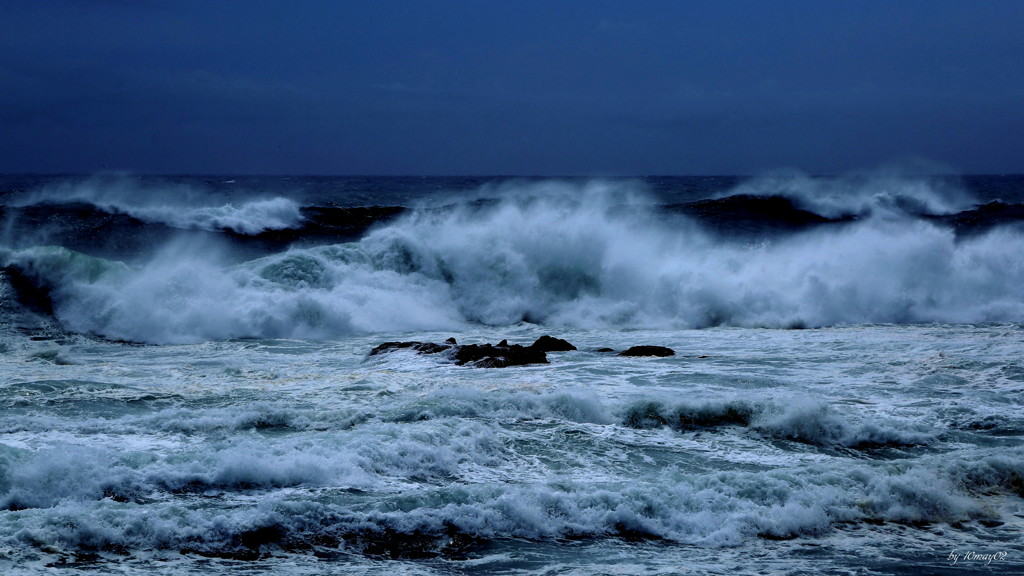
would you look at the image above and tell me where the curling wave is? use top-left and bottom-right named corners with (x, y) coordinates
top-left (13, 175), bottom-right (304, 234)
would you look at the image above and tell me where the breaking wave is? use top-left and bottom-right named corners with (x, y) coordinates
top-left (621, 397), bottom-right (935, 448)
top-left (729, 169), bottom-right (978, 219)
top-left (0, 418), bottom-right (1015, 557)
top-left (0, 376), bottom-right (1011, 552)
top-left (2, 179), bottom-right (1023, 343)
top-left (14, 175), bottom-right (303, 234)
top-left (120, 197), bottom-right (303, 234)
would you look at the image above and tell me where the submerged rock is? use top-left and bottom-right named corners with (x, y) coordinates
top-left (619, 345), bottom-right (675, 357)
top-left (530, 335), bottom-right (577, 352)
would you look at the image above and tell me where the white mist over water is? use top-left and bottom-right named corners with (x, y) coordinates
top-left (2, 178), bottom-right (1023, 343)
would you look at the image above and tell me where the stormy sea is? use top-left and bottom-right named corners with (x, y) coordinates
top-left (0, 172), bottom-right (1021, 575)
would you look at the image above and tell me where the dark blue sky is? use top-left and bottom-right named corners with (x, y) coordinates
top-left (2, 1), bottom-right (1022, 175)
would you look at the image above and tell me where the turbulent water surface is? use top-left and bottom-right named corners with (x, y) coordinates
top-left (0, 173), bottom-right (1022, 575)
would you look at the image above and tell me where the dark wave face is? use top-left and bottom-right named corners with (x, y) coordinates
top-left (2, 173), bottom-right (1024, 343)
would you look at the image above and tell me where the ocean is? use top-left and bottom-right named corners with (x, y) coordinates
top-left (0, 172), bottom-right (1021, 575)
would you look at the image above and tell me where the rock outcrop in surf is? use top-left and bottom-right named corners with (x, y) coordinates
top-left (369, 337), bottom-right (550, 368)
top-left (451, 341), bottom-right (549, 368)
top-left (529, 335), bottom-right (577, 352)
top-left (369, 336), bottom-right (681, 367)
top-left (368, 340), bottom-right (453, 356)
top-left (619, 345), bottom-right (676, 357)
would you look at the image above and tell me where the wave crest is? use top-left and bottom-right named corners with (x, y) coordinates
top-left (16, 175), bottom-right (303, 234)
top-left (729, 169), bottom-right (977, 219)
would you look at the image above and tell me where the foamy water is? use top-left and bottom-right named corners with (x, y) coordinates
top-left (0, 174), bottom-right (1022, 574)
top-left (1, 324), bottom-right (1021, 574)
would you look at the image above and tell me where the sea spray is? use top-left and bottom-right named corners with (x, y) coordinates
top-left (3, 179), bottom-right (1024, 342)
top-left (361, 181), bottom-right (1024, 329)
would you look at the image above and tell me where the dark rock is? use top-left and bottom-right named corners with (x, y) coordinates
top-left (595, 347), bottom-right (615, 353)
top-left (368, 338), bottom-right (548, 368)
top-left (452, 343), bottom-right (548, 368)
top-left (239, 525), bottom-right (287, 549)
top-left (368, 341), bottom-right (452, 356)
top-left (530, 335), bottom-right (577, 352)
top-left (619, 345), bottom-right (675, 357)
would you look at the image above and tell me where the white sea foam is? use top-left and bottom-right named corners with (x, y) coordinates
top-left (0, 318), bottom-right (1020, 572)
top-left (3, 179), bottom-right (1023, 343)
top-left (122, 196), bottom-right (303, 234)
top-left (360, 180), bottom-right (1024, 329)
top-left (0, 435), bottom-right (1013, 552)
top-left (619, 397), bottom-right (935, 448)
top-left (1, 240), bottom-right (466, 343)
